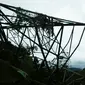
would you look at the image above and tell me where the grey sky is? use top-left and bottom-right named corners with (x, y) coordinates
top-left (0, 0), bottom-right (85, 21)
top-left (0, 0), bottom-right (85, 68)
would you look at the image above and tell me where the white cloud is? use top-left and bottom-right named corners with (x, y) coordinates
top-left (55, 5), bottom-right (83, 22)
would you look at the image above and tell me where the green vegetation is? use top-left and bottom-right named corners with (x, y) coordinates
top-left (0, 41), bottom-right (85, 85)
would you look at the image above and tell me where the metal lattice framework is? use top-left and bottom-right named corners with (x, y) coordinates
top-left (0, 3), bottom-right (85, 85)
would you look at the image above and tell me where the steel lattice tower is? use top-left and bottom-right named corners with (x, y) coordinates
top-left (0, 3), bottom-right (85, 85)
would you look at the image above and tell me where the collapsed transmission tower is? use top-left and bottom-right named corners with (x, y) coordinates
top-left (0, 3), bottom-right (85, 85)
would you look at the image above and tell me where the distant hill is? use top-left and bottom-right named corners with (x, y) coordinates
top-left (69, 67), bottom-right (82, 71)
